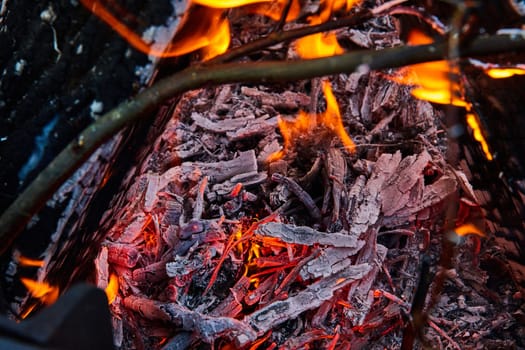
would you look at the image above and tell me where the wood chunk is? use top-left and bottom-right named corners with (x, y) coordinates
top-left (347, 152), bottom-right (401, 236)
top-left (256, 222), bottom-right (362, 248)
top-left (238, 263), bottom-right (372, 346)
top-left (346, 243), bottom-right (388, 326)
top-left (162, 150), bottom-right (258, 187)
top-left (241, 87), bottom-right (310, 111)
top-left (299, 246), bottom-right (365, 280)
top-left (123, 296), bottom-right (257, 344)
top-left (380, 150), bottom-right (432, 217)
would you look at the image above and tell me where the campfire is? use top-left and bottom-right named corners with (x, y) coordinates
top-left (1, 0), bottom-right (525, 349)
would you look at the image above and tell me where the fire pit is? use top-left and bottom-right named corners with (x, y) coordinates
top-left (1, 0), bottom-right (525, 349)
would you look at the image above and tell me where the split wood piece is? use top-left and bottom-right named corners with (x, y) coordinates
top-left (379, 151), bottom-right (458, 227)
top-left (191, 112), bottom-right (277, 141)
top-left (346, 242), bottom-right (388, 326)
top-left (240, 87), bottom-right (311, 111)
top-left (208, 275), bottom-right (251, 318)
top-left (255, 222), bottom-right (362, 248)
top-left (132, 259), bottom-right (169, 285)
top-left (207, 171), bottom-right (267, 202)
top-left (94, 246), bottom-right (110, 291)
top-left (299, 246), bottom-right (366, 280)
top-left (106, 243), bottom-right (141, 268)
top-left (122, 296), bottom-right (257, 344)
top-left (162, 149), bottom-right (258, 185)
top-left (346, 152), bottom-right (401, 236)
top-left (322, 147), bottom-right (347, 223)
top-left (237, 263), bottom-right (372, 346)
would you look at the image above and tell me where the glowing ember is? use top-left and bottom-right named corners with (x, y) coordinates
top-left (20, 278), bottom-right (59, 305)
top-left (391, 30), bottom-right (466, 107)
top-left (105, 273), bottom-right (119, 304)
top-left (465, 112), bottom-right (493, 161)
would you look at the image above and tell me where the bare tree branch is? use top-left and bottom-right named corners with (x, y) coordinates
top-left (1, 33), bottom-right (524, 254)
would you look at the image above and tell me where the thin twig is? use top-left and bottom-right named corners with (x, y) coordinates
top-left (1, 33), bottom-right (525, 254)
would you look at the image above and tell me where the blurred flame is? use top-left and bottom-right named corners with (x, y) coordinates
top-left (269, 81), bottom-right (355, 161)
top-left (247, 0), bottom-right (301, 21)
top-left (454, 223), bottom-right (485, 237)
top-left (485, 67), bottom-right (525, 79)
top-left (79, 0), bottom-right (235, 60)
top-left (392, 30), bottom-right (466, 107)
top-left (17, 256), bottom-right (44, 268)
top-left (294, 0), bottom-right (361, 59)
top-left (105, 273), bottom-right (119, 304)
top-left (193, 0), bottom-right (271, 7)
top-left (20, 278), bottom-right (59, 305)
top-left (466, 112), bottom-right (493, 161)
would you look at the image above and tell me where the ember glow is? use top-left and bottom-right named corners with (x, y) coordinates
top-left (20, 278), bottom-right (59, 306)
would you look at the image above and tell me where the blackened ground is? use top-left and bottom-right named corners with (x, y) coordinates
top-left (0, 0), bottom-right (175, 212)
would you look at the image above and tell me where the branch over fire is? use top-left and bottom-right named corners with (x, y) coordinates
top-left (1, 33), bottom-right (525, 253)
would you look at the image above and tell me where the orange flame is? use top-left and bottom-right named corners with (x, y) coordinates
top-left (193, 0), bottom-right (271, 7)
top-left (105, 273), bottom-right (119, 304)
top-left (17, 256), bottom-right (44, 268)
top-left (246, 0), bottom-right (301, 21)
top-left (465, 112), bottom-right (493, 161)
top-left (270, 81), bottom-right (355, 160)
top-left (295, 32), bottom-right (344, 58)
top-left (391, 30), bottom-right (466, 107)
top-left (294, 0), bottom-right (361, 59)
top-left (80, 0), bottom-right (309, 61)
top-left (485, 67), bottom-right (525, 79)
top-left (20, 278), bottom-right (59, 305)
top-left (454, 223), bottom-right (485, 237)
top-left (79, 0), bottom-right (232, 60)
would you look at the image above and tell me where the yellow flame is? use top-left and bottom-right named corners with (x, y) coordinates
top-left (466, 112), bottom-right (493, 161)
top-left (485, 67), bottom-right (525, 79)
top-left (20, 278), bottom-right (59, 305)
top-left (105, 274), bottom-right (119, 305)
